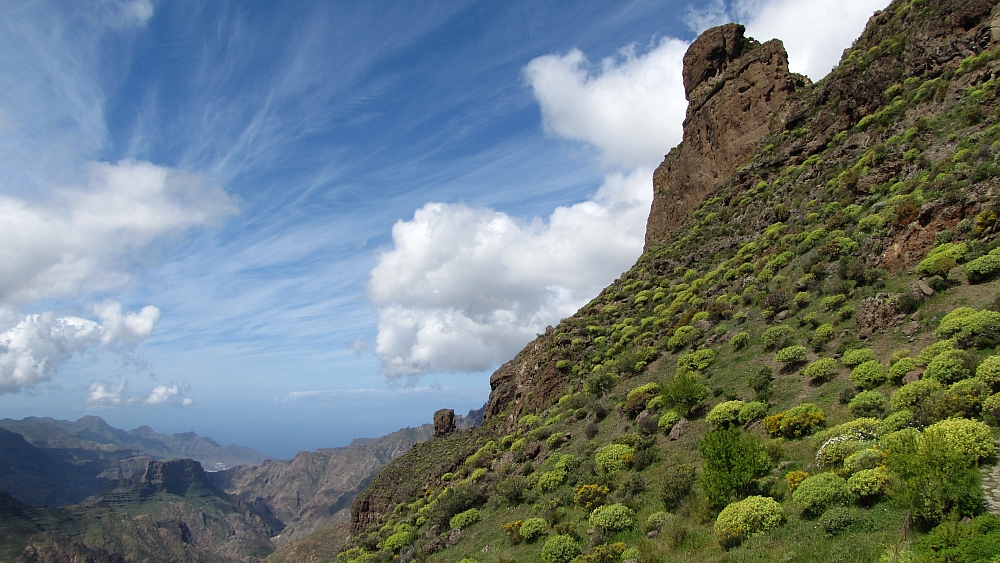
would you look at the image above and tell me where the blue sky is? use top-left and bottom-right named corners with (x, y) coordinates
top-left (0, 0), bottom-right (888, 458)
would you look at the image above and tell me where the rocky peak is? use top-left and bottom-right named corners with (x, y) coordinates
top-left (644, 24), bottom-right (808, 249)
top-left (433, 409), bottom-right (456, 437)
top-left (139, 459), bottom-right (206, 497)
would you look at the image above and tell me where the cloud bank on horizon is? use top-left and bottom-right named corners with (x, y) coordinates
top-left (368, 0), bottom-right (889, 380)
top-left (0, 0), bottom-right (235, 401)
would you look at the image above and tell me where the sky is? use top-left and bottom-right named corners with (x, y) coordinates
top-left (0, 0), bottom-right (889, 459)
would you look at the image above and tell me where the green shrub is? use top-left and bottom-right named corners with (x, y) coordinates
top-left (761, 325), bottom-right (794, 350)
top-left (916, 254), bottom-right (957, 277)
top-left (775, 345), bottom-right (808, 367)
top-left (730, 331), bottom-right (751, 350)
top-left (764, 403), bottom-right (825, 438)
top-left (519, 517), bottom-right (548, 540)
top-left (573, 483), bottom-right (608, 511)
top-left (964, 247), bottom-right (1000, 283)
top-left (450, 508), bottom-right (481, 530)
top-left (891, 378), bottom-right (943, 411)
top-left (660, 463), bottom-right (696, 510)
top-left (916, 339), bottom-right (956, 365)
top-left (849, 390), bottom-right (887, 418)
top-left (667, 325), bottom-right (702, 352)
top-left (924, 350), bottom-right (972, 383)
top-left (738, 401), bottom-right (768, 425)
top-left (699, 428), bottom-right (771, 508)
top-left (846, 467), bottom-right (888, 500)
top-left (540, 535), bottom-right (580, 563)
top-left (645, 511), bottom-right (674, 532)
top-left (791, 472), bottom-right (850, 517)
top-left (923, 417), bottom-right (995, 464)
top-left (888, 357), bottom-right (919, 384)
top-left (707, 400), bottom-right (745, 428)
top-left (881, 409), bottom-right (913, 432)
top-left (714, 496), bottom-right (783, 548)
top-left (536, 469), bottom-right (567, 492)
top-left (595, 444), bottom-right (635, 473)
top-left (662, 369), bottom-right (710, 415)
top-left (976, 355), bottom-right (1000, 390)
top-left (810, 323), bottom-right (836, 350)
top-left (585, 370), bottom-right (618, 396)
top-left (843, 348), bottom-right (877, 368)
top-left (850, 360), bottom-right (887, 389)
top-left (623, 383), bottom-right (660, 415)
top-left (589, 503), bottom-right (635, 532)
top-left (658, 410), bottom-right (682, 433)
top-left (843, 448), bottom-right (881, 474)
top-left (935, 307), bottom-right (1000, 348)
top-left (678, 349), bottom-right (717, 371)
top-left (794, 291), bottom-right (812, 307)
top-left (821, 294), bottom-right (847, 311)
top-left (380, 530), bottom-right (415, 552)
top-left (818, 506), bottom-right (853, 535)
top-left (803, 357), bottom-right (839, 382)
top-left (984, 393), bottom-right (1000, 425)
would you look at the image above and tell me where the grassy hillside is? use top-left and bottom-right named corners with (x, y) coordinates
top-left (324, 1), bottom-right (1000, 562)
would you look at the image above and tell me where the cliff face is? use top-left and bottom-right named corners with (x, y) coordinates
top-left (644, 24), bottom-right (808, 249)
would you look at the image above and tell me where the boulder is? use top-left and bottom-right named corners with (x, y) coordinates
top-left (433, 409), bottom-right (456, 437)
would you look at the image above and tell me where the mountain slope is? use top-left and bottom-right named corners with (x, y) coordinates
top-left (324, 1), bottom-right (1000, 562)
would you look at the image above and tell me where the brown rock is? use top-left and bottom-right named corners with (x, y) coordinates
top-left (523, 442), bottom-right (541, 460)
top-left (774, 310), bottom-right (790, 322)
top-left (645, 25), bottom-right (808, 249)
top-left (433, 409), bottom-right (456, 437)
top-left (667, 418), bottom-right (690, 441)
top-left (902, 321), bottom-right (922, 338)
top-left (903, 371), bottom-right (923, 384)
top-left (856, 294), bottom-right (899, 339)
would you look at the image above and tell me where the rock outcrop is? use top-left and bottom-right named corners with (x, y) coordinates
top-left (645, 24), bottom-right (808, 249)
top-left (433, 409), bottom-right (456, 437)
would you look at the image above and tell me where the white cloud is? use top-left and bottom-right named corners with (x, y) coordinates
top-left (0, 159), bottom-right (238, 306)
top-left (144, 381), bottom-right (192, 406)
top-left (0, 302), bottom-right (158, 395)
top-left (524, 38), bottom-right (688, 169)
top-left (347, 339), bottom-right (369, 356)
top-left (369, 169), bottom-right (651, 378)
top-left (86, 377), bottom-right (127, 406)
top-left (687, 0), bottom-right (890, 80)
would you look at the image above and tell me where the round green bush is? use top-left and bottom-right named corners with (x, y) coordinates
top-left (880, 409), bottom-right (913, 433)
top-left (934, 307), bottom-right (1000, 348)
top-left (843, 447), bottom-right (881, 474)
top-left (803, 357), bottom-right (839, 382)
top-left (540, 534), bottom-right (580, 563)
top-left (621, 547), bottom-right (640, 561)
top-left (916, 253), bottom-right (957, 277)
top-left (921, 417), bottom-right (995, 464)
top-left (890, 378), bottom-right (943, 411)
top-left (849, 390), bottom-right (887, 418)
top-left (818, 506), bottom-right (854, 535)
top-left (624, 383), bottom-right (661, 415)
top-left (888, 357), bottom-right (919, 384)
top-left (589, 503), bottom-right (635, 532)
top-left (983, 393), bottom-right (1000, 426)
top-left (658, 410), bottom-right (681, 433)
top-left (775, 345), bottom-right (808, 366)
top-left (450, 508), bottom-right (481, 530)
top-left (761, 325), bottom-right (794, 350)
top-left (381, 530), bottom-right (415, 552)
top-left (595, 444), bottom-right (635, 473)
top-left (677, 349), bottom-right (717, 372)
top-left (965, 249), bottom-right (1000, 283)
top-left (519, 517), bottom-right (548, 540)
top-left (585, 370), bottom-right (618, 396)
top-left (846, 467), bottom-right (888, 499)
top-left (843, 348), bottom-right (877, 368)
top-left (850, 360), bottom-right (887, 389)
top-left (536, 469), bottom-right (567, 492)
top-left (730, 331), bottom-right (751, 350)
top-left (738, 401), bottom-right (768, 425)
top-left (924, 350), bottom-right (972, 383)
top-left (791, 472), bottom-right (850, 517)
top-left (917, 339), bottom-right (956, 366)
top-left (976, 355), bottom-right (1000, 391)
top-left (714, 496), bottom-right (783, 547)
top-left (764, 403), bottom-right (825, 438)
top-left (707, 400), bottom-right (745, 428)
top-left (645, 511), bottom-right (674, 532)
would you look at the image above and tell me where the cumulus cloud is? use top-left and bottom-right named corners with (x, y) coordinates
top-left (86, 377), bottom-right (127, 406)
top-left (0, 160), bottom-right (237, 305)
top-left (144, 382), bottom-right (192, 406)
top-left (687, 0), bottom-right (890, 80)
top-left (524, 38), bottom-right (688, 169)
top-left (369, 169), bottom-right (651, 378)
top-left (0, 302), bottom-right (159, 395)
